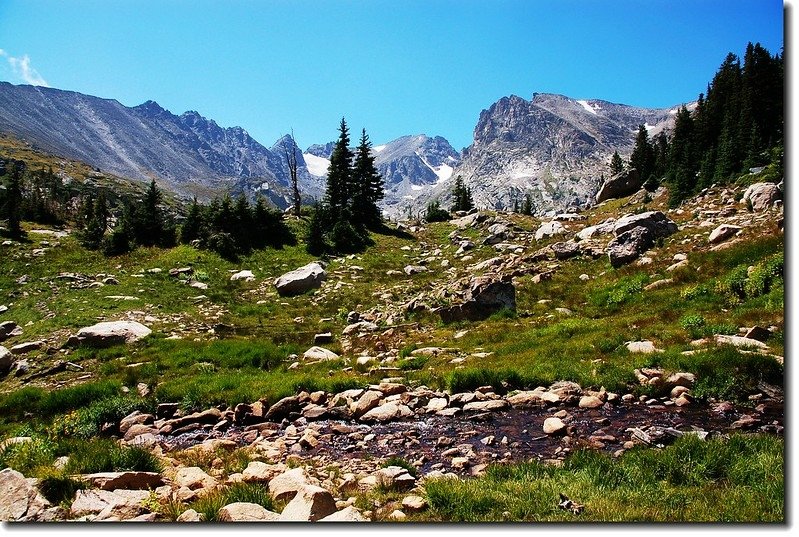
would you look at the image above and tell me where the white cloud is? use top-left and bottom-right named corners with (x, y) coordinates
top-left (0, 49), bottom-right (49, 87)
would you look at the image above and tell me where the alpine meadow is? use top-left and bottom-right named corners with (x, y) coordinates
top-left (0, 0), bottom-right (787, 526)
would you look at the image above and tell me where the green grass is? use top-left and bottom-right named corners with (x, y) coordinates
top-left (425, 434), bottom-right (783, 522)
top-left (189, 482), bottom-right (275, 522)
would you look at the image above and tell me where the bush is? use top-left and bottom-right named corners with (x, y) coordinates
top-left (60, 438), bottom-right (162, 473)
top-left (398, 355), bottom-right (428, 371)
top-left (424, 201), bottom-right (450, 222)
top-left (38, 472), bottom-right (87, 505)
top-left (51, 395), bottom-right (154, 439)
top-left (447, 368), bottom-right (523, 394)
top-left (588, 274), bottom-right (648, 308)
top-left (382, 456), bottom-right (418, 478)
top-left (190, 483), bottom-right (274, 522)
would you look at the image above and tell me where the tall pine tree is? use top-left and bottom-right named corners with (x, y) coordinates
top-left (325, 118), bottom-right (354, 220)
top-left (351, 128), bottom-right (384, 229)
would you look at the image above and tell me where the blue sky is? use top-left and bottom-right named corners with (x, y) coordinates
top-left (0, 0), bottom-right (785, 151)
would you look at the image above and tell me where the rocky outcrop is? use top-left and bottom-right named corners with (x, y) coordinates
top-left (437, 276), bottom-right (516, 323)
top-left (274, 262), bottom-right (327, 296)
top-left (607, 211), bottom-right (678, 267)
top-left (743, 182), bottom-right (781, 211)
top-left (218, 502), bottom-right (280, 522)
top-left (66, 321), bottom-right (152, 347)
top-left (0, 469), bottom-right (51, 521)
top-left (595, 168), bottom-right (643, 203)
top-left (0, 345), bottom-right (13, 375)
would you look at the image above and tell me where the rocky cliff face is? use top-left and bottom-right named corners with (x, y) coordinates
top-left (0, 82), bottom-right (321, 207)
top-left (409, 93), bottom-right (684, 217)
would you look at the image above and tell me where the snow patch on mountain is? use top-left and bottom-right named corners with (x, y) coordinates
top-left (577, 100), bottom-right (598, 115)
top-left (303, 153), bottom-right (330, 177)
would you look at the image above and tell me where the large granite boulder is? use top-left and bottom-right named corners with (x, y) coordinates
top-left (743, 182), bottom-right (781, 211)
top-left (274, 262), bottom-right (326, 296)
top-left (67, 321), bottom-right (151, 348)
top-left (0, 469), bottom-right (51, 521)
top-left (595, 168), bottom-right (643, 203)
top-left (0, 345), bottom-right (13, 375)
top-left (607, 227), bottom-right (654, 268)
top-left (612, 211), bottom-right (678, 238)
top-left (438, 276), bottom-right (516, 323)
top-left (607, 211), bottom-right (678, 268)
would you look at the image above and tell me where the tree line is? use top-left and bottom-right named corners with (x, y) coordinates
top-left (612, 42), bottom-right (783, 206)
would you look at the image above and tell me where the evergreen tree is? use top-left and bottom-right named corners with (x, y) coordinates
top-left (610, 151), bottom-right (624, 175)
top-left (666, 106), bottom-right (697, 206)
top-left (325, 118), bottom-right (354, 219)
top-left (630, 124), bottom-right (655, 182)
top-left (351, 128), bottom-right (384, 228)
top-left (81, 191), bottom-right (109, 249)
top-left (3, 162), bottom-right (23, 237)
top-left (450, 176), bottom-right (473, 212)
top-left (305, 203), bottom-right (327, 255)
top-left (132, 179), bottom-right (166, 247)
top-left (234, 194), bottom-right (253, 253)
top-left (424, 200), bottom-right (450, 222)
top-left (180, 197), bottom-right (205, 245)
top-left (521, 194), bottom-right (533, 216)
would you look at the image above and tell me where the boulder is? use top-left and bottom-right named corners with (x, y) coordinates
top-left (607, 227), bottom-right (655, 268)
top-left (360, 402), bottom-right (413, 422)
top-left (401, 495), bottom-right (428, 513)
top-left (70, 489), bottom-right (149, 519)
top-left (595, 168), bottom-right (643, 203)
top-left (319, 505), bottom-right (368, 522)
top-left (462, 400), bottom-right (508, 412)
top-left (230, 270), bottom-right (255, 282)
top-left (303, 346), bottom-right (339, 361)
top-left (613, 211), bottom-right (678, 238)
top-left (174, 467), bottom-right (217, 491)
top-left (543, 417), bottom-right (567, 435)
top-left (274, 262), bottom-right (327, 296)
top-left (535, 221), bottom-right (566, 241)
top-left (264, 396), bottom-right (301, 421)
top-left (375, 466), bottom-right (416, 492)
top-left (176, 509), bottom-right (202, 522)
top-left (0, 321), bottom-right (21, 341)
top-left (438, 276), bottom-right (516, 323)
top-left (404, 265), bottom-right (428, 276)
top-left (9, 340), bottom-right (44, 355)
top-left (550, 241), bottom-right (581, 260)
top-left (626, 341), bottom-right (661, 354)
top-left (576, 218), bottom-right (616, 241)
top-left (708, 224), bottom-right (742, 244)
top-left (0, 468), bottom-right (51, 521)
top-left (342, 321), bottom-right (379, 335)
top-left (242, 461), bottom-right (286, 483)
top-left (82, 472), bottom-right (163, 491)
top-left (506, 390), bottom-right (545, 408)
top-left (0, 345), bottom-right (13, 374)
top-left (743, 182), bottom-right (782, 211)
top-left (578, 395), bottom-right (604, 409)
top-left (218, 502), bottom-right (279, 521)
top-left (268, 468), bottom-right (316, 502)
top-left (352, 390), bottom-right (383, 417)
top-left (68, 321), bottom-right (151, 348)
top-left (714, 334), bottom-right (769, 350)
top-left (278, 485), bottom-right (337, 522)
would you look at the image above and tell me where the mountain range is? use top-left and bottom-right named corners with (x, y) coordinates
top-left (0, 81), bottom-right (689, 216)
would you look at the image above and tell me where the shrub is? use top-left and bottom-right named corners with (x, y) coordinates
top-left (424, 201), bottom-right (450, 222)
top-left (60, 438), bottom-right (162, 473)
top-left (50, 395), bottom-right (154, 439)
top-left (37, 472), bottom-right (87, 505)
top-left (398, 355), bottom-right (428, 371)
top-left (680, 314), bottom-right (706, 337)
top-left (382, 456), bottom-right (418, 478)
top-left (190, 483), bottom-right (274, 522)
top-left (447, 368), bottom-right (522, 394)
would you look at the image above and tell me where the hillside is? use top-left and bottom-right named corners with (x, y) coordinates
top-left (0, 168), bottom-right (784, 521)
